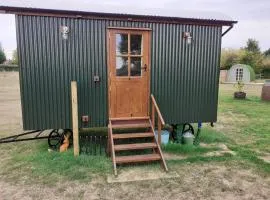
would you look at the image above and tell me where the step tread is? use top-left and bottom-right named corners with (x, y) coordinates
top-left (110, 119), bottom-right (151, 129)
top-left (110, 117), bottom-right (149, 121)
top-left (115, 154), bottom-right (161, 163)
top-left (113, 132), bottom-right (154, 139)
top-left (114, 142), bottom-right (157, 151)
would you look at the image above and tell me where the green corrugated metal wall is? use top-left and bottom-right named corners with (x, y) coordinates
top-left (16, 15), bottom-right (222, 130)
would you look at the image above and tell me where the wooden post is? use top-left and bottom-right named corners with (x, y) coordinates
top-left (158, 118), bottom-right (161, 145)
top-left (151, 102), bottom-right (155, 129)
top-left (71, 81), bottom-right (79, 156)
top-left (107, 127), bottom-right (111, 157)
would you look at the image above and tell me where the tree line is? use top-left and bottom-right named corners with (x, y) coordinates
top-left (0, 42), bottom-right (18, 65)
top-left (221, 39), bottom-right (270, 75)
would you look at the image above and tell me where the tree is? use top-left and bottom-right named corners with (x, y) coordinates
top-left (244, 38), bottom-right (260, 53)
top-left (11, 49), bottom-right (18, 65)
top-left (0, 43), bottom-right (6, 64)
top-left (264, 48), bottom-right (270, 57)
top-left (220, 49), bottom-right (243, 69)
top-left (239, 50), bottom-right (264, 73)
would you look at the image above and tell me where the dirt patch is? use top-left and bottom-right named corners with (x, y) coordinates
top-left (107, 167), bottom-right (179, 183)
top-left (1, 164), bottom-right (270, 200)
top-left (0, 72), bottom-right (22, 135)
top-left (200, 143), bottom-right (236, 157)
top-left (259, 153), bottom-right (270, 164)
top-left (163, 152), bottom-right (188, 160)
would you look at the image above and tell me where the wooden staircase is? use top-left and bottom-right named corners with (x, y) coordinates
top-left (107, 95), bottom-right (168, 176)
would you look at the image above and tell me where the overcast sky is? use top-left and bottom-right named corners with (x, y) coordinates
top-left (0, 0), bottom-right (270, 59)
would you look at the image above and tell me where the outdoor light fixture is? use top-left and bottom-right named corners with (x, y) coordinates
top-left (60, 26), bottom-right (69, 40)
top-left (183, 32), bottom-right (192, 44)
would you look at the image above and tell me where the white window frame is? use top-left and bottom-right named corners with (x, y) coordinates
top-left (236, 68), bottom-right (243, 81)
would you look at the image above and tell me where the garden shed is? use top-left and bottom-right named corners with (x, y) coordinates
top-left (227, 64), bottom-right (255, 83)
top-left (0, 5), bottom-right (237, 174)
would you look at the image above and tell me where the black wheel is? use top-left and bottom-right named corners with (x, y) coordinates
top-left (48, 129), bottom-right (64, 148)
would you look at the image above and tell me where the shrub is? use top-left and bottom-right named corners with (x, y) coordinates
top-left (239, 51), bottom-right (263, 73)
top-left (220, 49), bottom-right (243, 70)
top-left (0, 64), bottom-right (19, 71)
top-left (262, 69), bottom-right (270, 79)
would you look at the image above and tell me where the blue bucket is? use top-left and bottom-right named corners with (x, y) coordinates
top-left (154, 130), bottom-right (170, 145)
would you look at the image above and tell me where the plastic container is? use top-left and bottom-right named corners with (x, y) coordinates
top-left (261, 80), bottom-right (270, 101)
top-left (154, 130), bottom-right (170, 145)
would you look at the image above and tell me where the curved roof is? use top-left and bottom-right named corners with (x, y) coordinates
top-left (0, 2), bottom-right (237, 26)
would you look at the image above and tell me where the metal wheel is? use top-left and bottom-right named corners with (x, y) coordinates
top-left (48, 129), bottom-right (64, 148)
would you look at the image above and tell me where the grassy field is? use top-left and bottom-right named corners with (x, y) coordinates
top-left (0, 72), bottom-right (269, 199)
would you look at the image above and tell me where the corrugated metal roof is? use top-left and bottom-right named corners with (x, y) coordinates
top-left (0, 1), bottom-right (237, 25)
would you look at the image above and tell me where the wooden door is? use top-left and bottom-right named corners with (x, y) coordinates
top-left (108, 28), bottom-right (150, 118)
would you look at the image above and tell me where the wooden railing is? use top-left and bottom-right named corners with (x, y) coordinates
top-left (150, 94), bottom-right (165, 145)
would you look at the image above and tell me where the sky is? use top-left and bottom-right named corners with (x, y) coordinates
top-left (0, 0), bottom-right (270, 59)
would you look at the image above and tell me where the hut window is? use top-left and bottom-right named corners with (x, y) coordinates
top-left (236, 68), bottom-right (243, 81)
top-left (116, 34), bottom-right (128, 55)
top-left (115, 33), bottom-right (143, 77)
top-left (116, 57), bottom-right (128, 76)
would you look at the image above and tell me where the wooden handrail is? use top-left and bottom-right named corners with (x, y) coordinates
top-left (150, 94), bottom-right (165, 145)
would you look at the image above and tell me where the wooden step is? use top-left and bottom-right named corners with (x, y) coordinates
top-left (115, 154), bottom-right (161, 164)
top-left (110, 117), bottom-right (149, 121)
top-left (110, 119), bottom-right (151, 129)
top-left (114, 142), bottom-right (157, 151)
top-left (113, 132), bottom-right (153, 139)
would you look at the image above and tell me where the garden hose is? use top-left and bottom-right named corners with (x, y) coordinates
top-left (193, 122), bottom-right (202, 146)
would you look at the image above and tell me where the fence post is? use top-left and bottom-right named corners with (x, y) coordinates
top-left (71, 81), bottom-right (79, 156)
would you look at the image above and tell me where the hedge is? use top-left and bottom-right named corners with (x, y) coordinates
top-left (0, 64), bottom-right (19, 72)
top-left (262, 69), bottom-right (270, 79)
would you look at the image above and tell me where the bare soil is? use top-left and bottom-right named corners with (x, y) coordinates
top-left (0, 72), bottom-right (270, 200)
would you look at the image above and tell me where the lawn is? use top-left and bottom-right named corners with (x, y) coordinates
top-left (0, 72), bottom-right (269, 199)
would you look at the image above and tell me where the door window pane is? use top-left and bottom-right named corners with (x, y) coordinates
top-left (116, 34), bottom-right (128, 55)
top-left (116, 57), bottom-right (128, 76)
top-left (131, 35), bottom-right (142, 55)
top-left (131, 57), bottom-right (142, 76)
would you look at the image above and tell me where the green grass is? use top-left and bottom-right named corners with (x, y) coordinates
top-left (217, 85), bottom-right (270, 175)
top-left (199, 128), bottom-right (231, 144)
top-left (218, 92), bottom-right (270, 151)
top-left (1, 141), bottom-right (111, 184)
top-left (163, 143), bottom-right (221, 155)
top-left (1, 84), bottom-right (270, 185)
top-left (229, 145), bottom-right (270, 174)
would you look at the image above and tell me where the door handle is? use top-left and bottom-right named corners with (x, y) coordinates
top-left (142, 64), bottom-right (147, 72)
